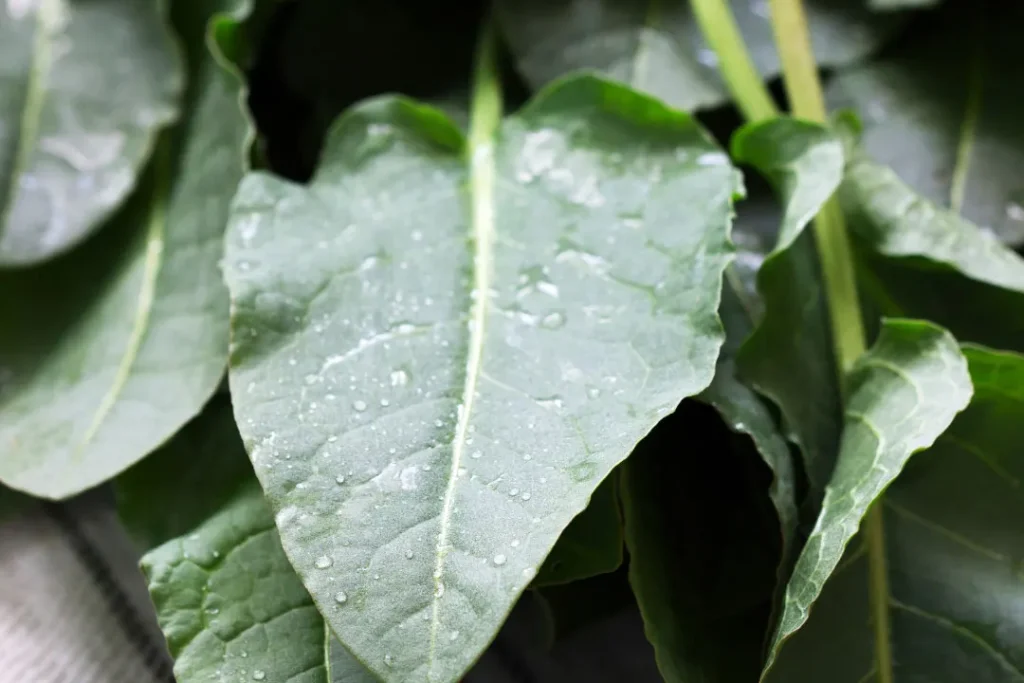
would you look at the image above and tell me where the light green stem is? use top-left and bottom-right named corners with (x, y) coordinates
top-left (689, 0), bottom-right (778, 122)
top-left (766, 1), bottom-right (889, 681)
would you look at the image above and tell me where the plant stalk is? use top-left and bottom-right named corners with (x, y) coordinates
top-left (766, 0), bottom-right (888, 680)
top-left (689, 0), bottom-right (778, 122)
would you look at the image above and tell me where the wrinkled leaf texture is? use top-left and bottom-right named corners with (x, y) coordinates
top-left (224, 72), bottom-right (741, 682)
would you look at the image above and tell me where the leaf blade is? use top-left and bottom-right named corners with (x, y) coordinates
top-left (763, 319), bottom-right (972, 678)
top-left (225, 75), bottom-right (740, 683)
top-left (0, 0), bottom-right (183, 265)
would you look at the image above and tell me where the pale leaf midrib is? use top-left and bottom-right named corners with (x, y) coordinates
top-left (630, 0), bottom-right (662, 92)
top-left (426, 30), bottom-right (501, 675)
top-left (1, 0), bottom-right (58, 233)
top-left (949, 24), bottom-right (985, 215)
top-left (75, 140), bottom-right (170, 455)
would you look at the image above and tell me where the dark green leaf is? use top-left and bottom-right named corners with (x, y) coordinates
top-left (867, 0), bottom-right (941, 9)
top-left (0, 0), bottom-right (183, 265)
top-left (733, 118), bottom-right (845, 500)
top-left (623, 402), bottom-right (786, 683)
top-left (224, 75), bottom-right (740, 682)
top-left (765, 343), bottom-right (1022, 683)
top-left (763, 319), bottom-right (972, 679)
top-left (534, 474), bottom-right (623, 587)
top-left (838, 119), bottom-right (1024, 354)
top-left (496, 0), bottom-right (902, 112)
top-left (0, 0), bottom-right (255, 498)
top-left (828, 3), bottom-right (1024, 244)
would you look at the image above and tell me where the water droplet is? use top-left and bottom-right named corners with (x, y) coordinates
top-left (493, 554), bottom-right (507, 566)
top-left (586, 386), bottom-right (602, 399)
top-left (335, 475), bottom-right (346, 485)
top-left (334, 591), bottom-right (348, 604)
top-left (509, 488), bottom-right (519, 496)
top-left (697, 48), bottom-right (719, 67)
top-left (1007, 202), bottom-right (1024, 222)
top-left (353, 400), bottom-right (367, 412)
top-left (252, 670), bottom-right (266, 681)
top-left (405, 549), bottom-right (415, 559)
top-left (449, 630), bottom-right (461, 641)
top-left (379, 398), bottom-right (390, 407)
top-left (315, 556), bottom-right (333, 570)
top-left (471, 450), bottom-right (482, 459)
top-left (384, 654), bottom-right (394, 667)
top-left (390, 368), bottom-right (409, 386)
top-left (434, 419), bottom-right (444, 427)
top-left (521, 492), bottom-right (532, 501)
top-left (541, 311), bottom-right (566, 329)
top-left (327, 435), bottom-right (338, 443)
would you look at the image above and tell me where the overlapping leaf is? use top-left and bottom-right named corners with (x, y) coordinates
top-left (623, 402), bottom-right (787, 683)
top-left (495, 0), bottom-right (902, 112)
top-left (763, 320), bottom-right (972, 678)
top-left (828, 2), bottom-right (1024, 244)
top-left (0, 0), bottom-right (255, 498)
top-left (733, 118), bottom-right (845, 500)
top-left (224, 74), bottom-right (740, 682)
top-left (838, 118), bottom-right (1024, 354)
top-left (764, 344), bottom-right (1023, 682)
top-left (120, 401), bottom-right (376, 683)
top-left (0, 0), bottom-right (183, 265)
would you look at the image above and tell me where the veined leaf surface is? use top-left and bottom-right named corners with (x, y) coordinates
top-left (828, 2), bottom-right (1024, 244)
top-left (763, 320), bottom-right (972, 678)
top-left (733, 118), bottom-right (845, 500)
top-left (225, 73), bottom-right (740, 683)
top-left (0, 0), bottom-right (255, 498)
top-left (0, 0), bottom-right (183, 265)
top-left (495, 0), bottom-right (901, 113)
top-left (122, 402), bottom-right (377, 683)
top-left (765, 344), bottom-right (1023, 682)
top-left (838, 120), bottom-right (1024, 354)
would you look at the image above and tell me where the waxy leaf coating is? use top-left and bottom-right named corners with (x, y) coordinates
top-left (0, 0), bottom-right (254, 498)
top-left (763, 319), bottom-right (972, 678)
top-left (225, 75), bottom-right (740, 682)
top-left (0, 0), bottom-right (183, 265)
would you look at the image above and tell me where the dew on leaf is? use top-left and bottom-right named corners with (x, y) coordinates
top-left (315, 556), bottom-right (333, 569)
top-left (493, 554), bottom-right (507, 566)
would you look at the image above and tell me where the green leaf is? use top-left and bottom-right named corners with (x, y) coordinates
top-left (733, 118), bottom-right (845, 500)
top-left (122, 401), bottom-right (377, 683)
top-left (623, 402), bottom-right (788, 683)
top-left (495, 0), bottom-right (902, 113)
top-left (533, 474), bottom-right (623, 587)
top-left (224, 74), bottom-right (740, 683)
top-left (828, 3), bottom-right (1024, 243)
top-left (838, 120), bottom-right (1024, 354)
top-left (0, 0), bottom-right (255, 498)
top-left (0, 0), bottom-right (183, 266)
top-left (763, 319), bottom-right (972, 679)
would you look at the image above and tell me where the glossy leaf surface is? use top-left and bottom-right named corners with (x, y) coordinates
top-left (839, 124), bottom-right (1024, 354)
top-left (496, 0), bottom-right (900, 112)
top-left (0, 0), bottom-right (183, 265)
top-left (225, 75), bottom-right (740, 682)
top-left (765, 344), bottom-right (1021, 682)
top-left (763, 320), bottom-right (972, 677)
top-left (0, 0), bottom-right (254, 498)
top-left (828, 3), bottom-right (1024, 244)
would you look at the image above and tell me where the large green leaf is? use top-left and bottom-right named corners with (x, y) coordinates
top-left (0, 0), bottom-right (183, 265)
top-left (763, 319), bottom-right (972, 678)
top-left (495, 0), bottom-right (901, 113)
top-left (838, 120), bottom-right (1024, 354)
top-left (828, 2), bottom-right (1024, 244)
top-left (623, 401), bottom-right (788, 683)
top-left (764, 343), bottom-right (1023, 682)
top-left (733, 118), bottom-right (845, 500)
top-left (224, 73), bottom-right (740, 682)
top-left (0, 0), bottom-right (255, 498)
top-left (122, 402), bottom-right (377, 683)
